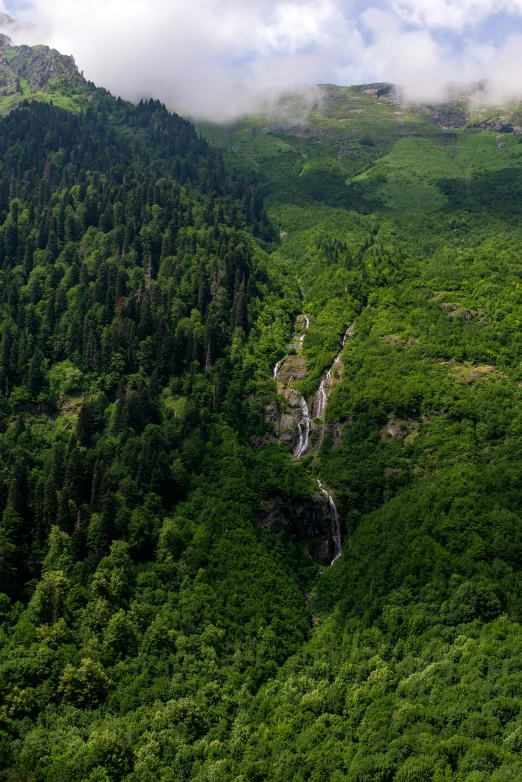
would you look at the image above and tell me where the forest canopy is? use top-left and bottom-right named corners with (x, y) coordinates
top-left (1, 81), bottom-right (522, 782)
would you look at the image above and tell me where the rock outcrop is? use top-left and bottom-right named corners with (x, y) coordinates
top-left (0, 33), bottom-right (85, 98)
top-left (258, 491), bottom-right (339, 566)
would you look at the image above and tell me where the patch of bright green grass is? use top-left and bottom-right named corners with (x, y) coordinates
top-left (351, 137), bottom-right (465, 212)
top-left (199, 85), bottom-right (522, 219)
top-left (0, 91), bottom-right (81, 116)
top-left (17, 78), bottom-right (30, 96)
top-left (162, 389), bottom-right (186, 418)
top-left (455, 131), bottom-right (522, 175)
top-left (196, 120), bottom-right (295, 173)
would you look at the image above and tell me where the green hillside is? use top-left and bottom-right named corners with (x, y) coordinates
top-left (1, 56), bottom-right (522, 780)
top-left (0, 30), bottom-right (119, 117)
top-left (198, 86), bottom-right (522, 781)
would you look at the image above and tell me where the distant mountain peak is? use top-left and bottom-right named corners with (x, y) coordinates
top-left (0, 12), bottom-right (16, 27)
top-left (0, 32), bottom-right (86, 104)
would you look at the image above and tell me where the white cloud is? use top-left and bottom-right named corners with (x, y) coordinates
top-left (355, 3), bottom-right (522, 104)
top-left (1, 0), bottom-right (363, 119)
top-left (3, 0), bottom-right (522, 118)
top-left (392, 0), bottom-right (522, 30)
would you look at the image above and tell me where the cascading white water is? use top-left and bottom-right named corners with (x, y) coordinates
top-left (316, 379), bottom-right (328, 418)
top-left (314, 325), bottom-right (353, 418)
top-left (298, 315), bottom-right (310, 350)
top-left (275, 316), bottom-right (310, 376)
top-left (314, 364), bottom-right (335, 419)
top-left (272, 317), bottom-right (346, 563)
top-left (293, 397), bottom-right (311, 459)
top-left (317, 479), bottom-right (341, 564)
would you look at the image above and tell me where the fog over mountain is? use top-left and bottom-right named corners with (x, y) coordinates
top-left (3, 0), bottom-right (522, 120)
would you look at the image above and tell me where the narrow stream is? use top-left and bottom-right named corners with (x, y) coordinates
top-left (314, 325), bottom-right (352, 419)
top-left (298, 315), bottom-right (310, 350)
top-left (293, 397), bottom-right (311, 459)
top-left (294, 316), bottom-right (311, 458)
top-left (315, 375), bottom-right (330, 419)
top-left (317, 479), bottom-right (341, 563)
top-left (272, 315), bottom-right (344, 562)
top-left (273, 315), bottom-right (309, 381)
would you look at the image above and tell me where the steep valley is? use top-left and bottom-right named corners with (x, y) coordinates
top-left (0, 29), bottom-right (522, 781)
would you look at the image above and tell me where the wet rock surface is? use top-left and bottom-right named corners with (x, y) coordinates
top-left (276, 354), bottom-right (307, 384)
top-left (308, 537), bottom-right (341, 567)
top-left (258, 492), bottom-right (339, 566)
top-left (278, 387), bottom-right (303, 445)
top-left (262, 316), bottom-right (354, 565)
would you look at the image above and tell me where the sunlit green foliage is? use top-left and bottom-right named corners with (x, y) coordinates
top-left (3, 77), bottom-right (522, 781)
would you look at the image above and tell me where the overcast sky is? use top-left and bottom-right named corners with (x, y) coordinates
top-left (4, 0), bottom-right (522, 118)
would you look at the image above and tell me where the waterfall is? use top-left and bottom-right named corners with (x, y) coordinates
top-left (314, 363), bottom-right (335, 419)
top-left (317, 480), bottom-right (341, 564)
top-left (314, 325), bottom-right (353, 419)
top-left (335, 325), bottom-right (352, 362)
top-left (293, 397), bottom-right (311, 459)
top-left (316, 379), bottom-right (328, 418)
top-left (275, 316), bottom-right (310, 376)
top-left (298, 315), bottom-right (310, 350)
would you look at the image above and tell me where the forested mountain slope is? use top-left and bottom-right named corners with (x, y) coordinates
top-left (2, 57), bottom-right (522, 781)
top-left (0, 96), bottom-right (316, 780)
top-left (195, 86), bottom-right (522, 781)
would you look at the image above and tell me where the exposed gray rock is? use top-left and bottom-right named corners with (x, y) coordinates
top-left (360, 83), bottom-right (396, 99)
top-left (490, 122), bottom-right (513, 133)
top-left (323, 420), bottom-right (345, 447)
top-left (276, 355), bottom-right (307, 384)
top-left (380, 415), bottom-right (418, 443)
top-left (278, 387), bottom-right (307, 448)
top-left (11, 46), bottom-right (85, 91)
top-left (264, 401), bottom-right (280, 435)
top-left (0, 34), bottom-right (85, 98)
top-left (423, 104), bottom-right (468, 129)
top-left (258, 490), bottom-right (339, 566)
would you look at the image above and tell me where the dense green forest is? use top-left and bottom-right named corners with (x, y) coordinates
top-left (3, 70), bottom-right (522, 781)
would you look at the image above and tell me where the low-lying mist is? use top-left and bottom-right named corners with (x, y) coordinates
top-left (4, 0), bottom-right (522, 121)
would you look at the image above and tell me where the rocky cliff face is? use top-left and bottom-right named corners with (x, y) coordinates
top-left (261, 314), bottom-right (347, 566)
top-left (258, 493), bottom-right (336, 566)
top-left (0, 33), bottom-right (85, 97)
